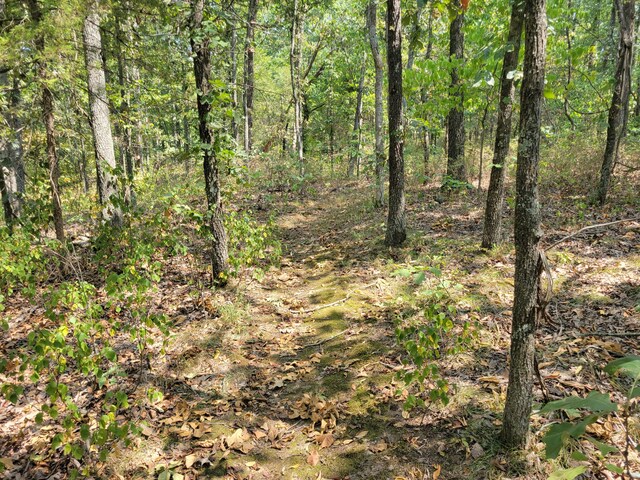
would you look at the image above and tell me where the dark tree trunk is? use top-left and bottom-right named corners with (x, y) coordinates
top-left (596, 0), bottom-right (635, 205)
top-left (28, 0), bottom-right (64, 242)
top-left (385, 0), bottom-right (406, 246)
top-left (243, 0), bottom-right (258, 155)
top-left (83, 1), bottom-right (123, 227)
top-left (446, 4), bottom-right (466, 182)
top-left (114, 11), bottom-right (135, 206)
top-left (501, 0), bottom-right (547, 448)
top-left (190, 0), bottom-right (229, 285)
top-left (481, 0), bottom-right (525, 249)
top-left (348, 52), bottom-right (367, 178)
top-left (229, 25), bottom-right (239, 144)
top-left (368, 0), bottom-right (385, 207)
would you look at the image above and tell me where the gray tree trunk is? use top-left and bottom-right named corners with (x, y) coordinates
top-left (0, 71), bottom-right (25, 230)
top-left (368, 0), bottom-right (385, 207)
top-left (348, 51), bottom-right (367, 177)
top-left (243, 0), bottom-right (258, 156)
top-left (190, 0), bottom-right (229, 285)
top-left (83, 1), bottom-right (123, 227)
top-left (446, 4), bottom-right (466, 182)
top-left (229, 25), bottom-right (239, 145)
top-left (501, 0), bottom-right (548, 448)
top-left (596, 0), bottom-right (635, 205)
top-left (290, 0), bottom-right (305, 176)
top-left (481, 0), bottom-right (525, 249)
top-left (385, 0), bottom-right (406, 247)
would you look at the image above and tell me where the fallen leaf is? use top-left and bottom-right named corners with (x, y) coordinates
top-left (185, 454), bottom-right (197, 469)
top-left (432, 464), bottom-right (442, 480)
top-left (315, 433), bottom-right (335, 449)
top-left (471, 442), bottom-right (484, 459)
top-left (356, 430), bottom-right (368, 439)
top-left (307, 449), bottom-right (320, 466)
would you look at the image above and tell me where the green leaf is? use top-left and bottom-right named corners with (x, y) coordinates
top-left (586, 436), bottom-right (618, 456)
top-left (604, 355), bottom-right (640, 379)
top-left (543, 88), bottom-right (557, 99)
top-left (605, 463), bottom-right (624, 474)
top-left (547, 466), bottom-right (587, 480)
top-left (543, 415), bottom-right (599, 459)
top-left (539, 391), bottom-right (617, 414)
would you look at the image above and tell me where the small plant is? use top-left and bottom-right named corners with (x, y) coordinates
top-left (393, 263), bottom-right (475, 407)
top-left (441, 174), bottom-right (473, 192)
top-left (540, 355), bottom-right (640, 479)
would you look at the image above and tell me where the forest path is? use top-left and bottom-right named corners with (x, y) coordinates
top-left (123, 185), bottom-right (455, 480)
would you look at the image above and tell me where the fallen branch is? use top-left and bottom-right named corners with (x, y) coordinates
top-left (295, 281), bottom-right (378, 315)
top-left (301, 329), bottom-right (349, 348)
top-left (574, 332), bottom-right (640, 338)
top-left (544, 216), bottom-right (640, 252)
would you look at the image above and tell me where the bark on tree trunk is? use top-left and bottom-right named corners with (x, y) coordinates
top-left (368, 0), bottom-right (385, 208)
top-left (596, 0), bottom-right (635, 205)
top-left (190, 0), bottom-right (229, 286)
top-left (446, 4), bottom-right (466, 183)
top-left (481, 0), bottom-right (524, 249)
top-left (229, 25), bottom-right (239, 145)
top-left (114, 11), bottom-right (135, 206)
top-left (83, 1), bottom-right (123, 228)
top-left (0, 70), bottom-right (25, 230)
top-left (28, 0), bottom-right (64, 242)
top-left (244, 0), bottom-right (258, 156)
top-left (348, 52), bottom-right (367, 178)
top-left (385, 0), bottom-right (406, 246)
top-left (420, 4), bottom-right (434, 178)
top-left (501, 0), bottom-right (547, 448)
top-left (290, 0), bottom-right (305, 176)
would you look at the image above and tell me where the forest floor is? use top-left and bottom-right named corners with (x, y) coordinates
top-left (1, 178), bottom-right (639, 479)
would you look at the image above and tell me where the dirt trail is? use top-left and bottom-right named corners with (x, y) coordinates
top-left (116, 187), bottom-right (456, 480)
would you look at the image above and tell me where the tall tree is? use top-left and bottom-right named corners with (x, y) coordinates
top-left (190, 0), bottom-right (229, 285)
top-left (290, 0), bottom-right (305, 175)
top-left (596, 0), bottom-right (635, 205)
top-left (445, 1), bottom-right (466, 182)
top-left (0, 70), bottom-right (25, 231)
top-left (501, 0), bottom-right (547, 448)
top-left (348, 51), bottom-right (367, 178)
top-left (385, 0), bottom-right (406, 246)
top-left (367, 0), bottom-right (385, 207)
top-left (27, 0), bottom-right (65, 242)
top-left (243, 0), bottom-right (258, 155)
top-left (481, 0), bottom-right (525, 249)
top-left (83, 0), bottom-right (123, 227)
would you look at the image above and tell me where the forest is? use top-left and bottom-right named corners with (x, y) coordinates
top-left (0, 0), bottom-right (639, 478)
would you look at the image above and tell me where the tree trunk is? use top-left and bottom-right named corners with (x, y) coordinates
top-left (501, 0), bottom-right (547, 448)
top-left (190, 0), bottom-right (229, 286)
top-left (446, 4), bottom-right (466, 182)
top-left (563, 0), bottom-right (576, 129)
top-left (114, 11), bottom-right (135, 206)
top-left (0, 71), bottom-right (25, 230)
top-left (368, 0), bottom-right (385, 207)
top-left (83, 1), bottom-right (123, 228)
top-left (481, 0), bottom-right (524, 249)
top-left (243, 0), bottom-right (258, 156)
top-left (420, 4), bottom-right (434, 178)
top-left (385, 0), bottom-right (406, 246)
top-left (348, 51), bottom-right (367, 177)
top-left (28, 0), bottom-right (64, 242)
top-left (290, 0), bottom-right (305, 176)
top-left (596, 0), bottom-right (635, 205)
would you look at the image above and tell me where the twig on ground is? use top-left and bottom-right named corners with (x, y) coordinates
top-left (294, 281), bottom-right (378, 314)
top-left (301, 329), bottom-right (349, 348)
top-left (544, 217), bottom-right (640, 252)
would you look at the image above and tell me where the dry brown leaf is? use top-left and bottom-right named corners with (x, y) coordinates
top-left (369, 440), bottom-right (388, 453)
top-left (184, 454), bottom-right (197, 469)
top-left (432, 464), bottom-right (442, 480)
top-left (356, 430), bottom-right (368, 439)
top-left (470, 443), bottom-right (484, 459)
top-left (307, 449), bottom-right (320, 466)
top-left (315, 433), bottom-right (335, 449)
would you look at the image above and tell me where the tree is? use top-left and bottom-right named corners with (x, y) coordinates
top-left (596, 0), bottom-right (634, 205)
top-left (27, 0), bottom-right (65, 242)
top-left (385, 0), bottom-right (406, 247)
top-left (348, 51), bottom-right (367, 178)
top-left (367, 0), bottom-right (385, 208)
top-left (244, 0), bottom-right (258, 156)
top-left (190, 0), bottom-right (229, 285)
top-left (290, 0), bottom-right (305, 175)
top-left (446, 0), bottom-right (466, 183)
top-left (0, 69), bottom-right (25, 232)
top-left (501, 0), bottom-right (547, 448)
top-left (481, 0), bottom-right (525, 249)
top-left (83, 0), bottom-right (123, 227)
